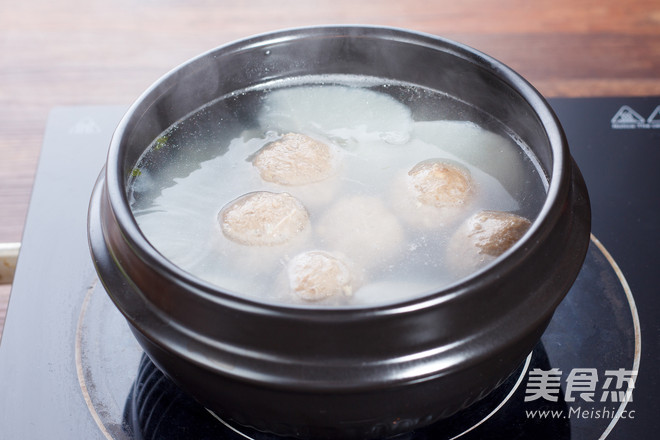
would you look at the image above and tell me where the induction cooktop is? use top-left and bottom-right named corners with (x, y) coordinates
top-left (0, 97), bottom-right (658, 439)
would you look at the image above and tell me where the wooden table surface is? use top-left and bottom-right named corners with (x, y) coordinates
top-left (1, 0), bottom-right (660, 333)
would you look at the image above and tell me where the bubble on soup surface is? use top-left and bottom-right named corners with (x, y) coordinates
top-left (258, 85), bottom-right (413, 147)
top-left (288, 251), bottom-right (356, 301)
top-left (447, 210), bottom-right (531, 274)
top-left (317, 196), bottom-right (405, 269)
top-left (219, 191), bottom-right (310, 246)
top-left (252, 132), bottom-right (338, 185)
top-left (392, 159), bottom-right (475, 229)
top-left (412, 120), bottom-right (527, 194)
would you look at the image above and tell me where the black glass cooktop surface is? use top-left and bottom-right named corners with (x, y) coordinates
top-left (0, 97), bottom-right (658, 439)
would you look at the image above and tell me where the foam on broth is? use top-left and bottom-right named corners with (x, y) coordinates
top-left (128, 76), bottom-right (547, 306)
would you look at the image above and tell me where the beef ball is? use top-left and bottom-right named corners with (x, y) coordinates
top-left (392, 159), bottom-right (475, 229)
top-left (317, 195), bottom-right (405, 269)
top-left (287, 251), bottom-right (355, 301)
top-left (253, 133), bottom-right (337, 185)
top-left (408, 159), bottom-right (473, 207)
top-left (447, 210), bottom-right (532, 274)
top-left (219, 191), bottom-right (309, 246)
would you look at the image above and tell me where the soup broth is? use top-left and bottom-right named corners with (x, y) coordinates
top-left (128, 76), bottom-right (547, 306)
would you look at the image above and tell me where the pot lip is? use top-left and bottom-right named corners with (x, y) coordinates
top-left (102, 24), bottom-right (570, 315)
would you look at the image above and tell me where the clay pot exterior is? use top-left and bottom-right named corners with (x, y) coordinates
top-left (88, 26), bottom-right (591, 439)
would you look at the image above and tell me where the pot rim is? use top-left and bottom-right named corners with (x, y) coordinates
top-left (103, 24), bottom-right (569, 315)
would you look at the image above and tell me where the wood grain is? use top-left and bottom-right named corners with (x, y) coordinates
top-left (1, 0), bottom-right (660, 334)
top-left (0, 285), bottom-right (9, 337)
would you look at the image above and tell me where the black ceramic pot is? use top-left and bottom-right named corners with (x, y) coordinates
top-left (88, 25), bottom-right (591, 439)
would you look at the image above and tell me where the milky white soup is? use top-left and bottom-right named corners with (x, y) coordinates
top-left (128, 76), bottom-right (547, 306)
